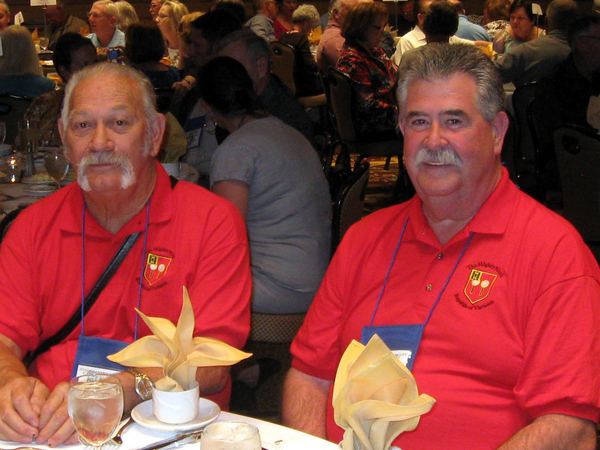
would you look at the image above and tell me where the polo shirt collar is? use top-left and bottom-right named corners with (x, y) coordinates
top-left (404, 167), bottom-right (515, 247)
top-left (62, 160), bottom-right (174, 238)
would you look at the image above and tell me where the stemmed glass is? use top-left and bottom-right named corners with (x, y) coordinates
top-left (68, 374), bottom-right (124, 448)
top-left (39, 37), bottom-right (49, 52)
top-left (0, 123), bottom-right (6, 146)
top-left (201, 422), bottom-right (262, 450)
top-left (44, 150), bottom-right (69, 190)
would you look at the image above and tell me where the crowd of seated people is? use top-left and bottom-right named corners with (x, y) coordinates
top-left (0, 0), bottom-right (599, 445)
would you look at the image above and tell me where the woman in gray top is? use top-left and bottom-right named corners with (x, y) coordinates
top-left (199, 56), bottom-right (331, 314)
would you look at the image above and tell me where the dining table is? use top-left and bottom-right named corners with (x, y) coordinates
top-left (0, 411), bottom-right (338, 450)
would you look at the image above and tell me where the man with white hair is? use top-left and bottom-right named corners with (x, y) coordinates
top-left (0, 63), bottom-right (251, 447)
top-left (86, 0), bottom-right (125, 48)
top-left (317, 0), bottom-right (371, 73)
top-left (0, 0), bottom-right (10, 31)
top-left (282, 44), bottom-right (600, 449)
top-left (246, 0), bottom-right (278, 42)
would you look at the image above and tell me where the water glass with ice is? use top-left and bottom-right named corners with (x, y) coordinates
top-left (68, 374), bottom-right (124, 448)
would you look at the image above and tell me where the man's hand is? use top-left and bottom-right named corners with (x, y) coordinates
top-left (36, 381), bottom-right (78, 446)
top-left (0, 376), bottom-right (49, 443)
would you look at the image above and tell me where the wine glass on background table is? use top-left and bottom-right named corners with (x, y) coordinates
top-left (0, 123), bottom-right (6, 146)
top-left (68, 374), bottom-right (124, 448)
top-left (201, 422), bottom-right (262, 450)
top-left (44, 150), bottom-right (69, 190)
top-left (39, 37), bottom-right (49, 52)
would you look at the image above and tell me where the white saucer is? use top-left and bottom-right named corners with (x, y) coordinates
top-left (131, 398), bottom-right (220, 433)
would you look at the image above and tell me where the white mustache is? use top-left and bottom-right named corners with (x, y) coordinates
top-left (414, 147), bottom-right (462, 167)
top-left (77, 151), bottom-right (136, 192)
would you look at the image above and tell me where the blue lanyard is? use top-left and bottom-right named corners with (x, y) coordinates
top-left (368, 216), bottom-right (475, 327)
top-left (80, 200), bottom-right (151, 339)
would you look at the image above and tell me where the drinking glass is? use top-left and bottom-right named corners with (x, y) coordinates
top-left (68, 374), bottom-right (124, 448)
top-left (0, 122), bottom-right (6, 146)
top-left (39, 37), bottom-right (49, 52)
top-left (201, 422), bottom-right (262, 450)
top-left (44, 150), bottom-right (69, 190)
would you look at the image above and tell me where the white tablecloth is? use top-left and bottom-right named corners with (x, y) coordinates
top-left (0, 411), bottom-right (338, 450)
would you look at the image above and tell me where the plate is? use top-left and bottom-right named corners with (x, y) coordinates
top-left (23, 185), bottom-right (55, 195)
top-left (22, 176), bottom-right (54, 185)
top-left (131, 398), bottom-right (220, 433)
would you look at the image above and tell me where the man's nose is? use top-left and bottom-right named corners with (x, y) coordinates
top-left (423, 121), bottom-right (448, 150)
top-left (90, 124), bottom-right (113, 151)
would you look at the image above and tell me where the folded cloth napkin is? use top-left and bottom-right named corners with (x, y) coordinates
top-left (333, 335), bottom-right (435, 450)
top-left (108, 286), bottom-right (251, 391)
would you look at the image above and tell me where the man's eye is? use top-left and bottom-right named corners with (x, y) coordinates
top-left (115, 120), bottom-right (126, 126)
top-left (75, 122), bottom-right (89, 129)
top-left (409, 119), bottom-right (429, 129)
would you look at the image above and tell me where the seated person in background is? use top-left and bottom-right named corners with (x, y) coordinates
top-left (450, 0), bottom-right (491, 41)
top-left (279, 4), bottom-right (324, 97)
top-left (126, 21), bottom-right (180, 89)
top-left (273, 0), bottom-right (298, 38)
top-left (211, 0), bottom-right (247, 24)
top-left (495, 0), bottom-right (577, 88)
top-left (246, 0), bottom-right (278, 43)
top-left (155, 0), bottom-right (189, 68)
top-left (336, 1), bottom-right (399, 140)
top-left (149, 0), bottom-right (165, 20)
top-left (200, 56), bottom-right (331, 315)
top-left (421, 0), bottom-right (460, 44)
top-left (0, 0), bottom-right (10, 32)
top-left (317, 0), bottom-right (366, 74)
top-left (493, 0), bottom-right (544, 54)
top-left (45, 1), bottom-right (89, 51)
top-left (114, 0), bottom-right (139, 32)
top-left (217, 29), bottom-right (317, 147)
top-left (179, 9), bottom-right (244, 187)
top-left (282, 43), bottom-right (600, 450)
top-left (534, 13), bottom-right (600, 158)
top-left (0, 25), bottom-right (56, 98)
top-left (15, 33), bottom-right (97, 148)
top-left (393, 0), bottom-right (473, 65)
top-left (86, 0), bottom-right (125, 48)
top-left (481, 0), bottom-right (510, 41)
top-left (0, 62), bottom-right (251, 447)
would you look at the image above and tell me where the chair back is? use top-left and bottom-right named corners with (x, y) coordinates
top-left (511, 83), bottom-right (538, 167)
top-left (553, 124), bottom-right (600, 242)
top-left (0, 95), bottom-right (34, 146)
top-left (327, 68), bottom-right (357, 143)
top-left (154, 88), bottom-right (175, 114)
top-left (331, 160), bottom-right (370, 253)
top-left (501, 110), bottom-right (518, 183)
top-left (0, 207), bottom-right (25, 246)
top-left (270, 42), bottom-right (297, 96)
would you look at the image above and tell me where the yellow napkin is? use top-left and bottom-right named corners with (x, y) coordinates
top-left (108, 286), bottom-right (251, 391)
top-left (333, 335), bottom-right (435, 450)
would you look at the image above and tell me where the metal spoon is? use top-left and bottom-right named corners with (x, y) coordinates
top-left (109, 416), bottom-right (134, 445)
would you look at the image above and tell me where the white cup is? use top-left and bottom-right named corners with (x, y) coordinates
top-left (152, 382), bottom-right (199, 424)
top-left (161, 162), bottom-right (181, 178)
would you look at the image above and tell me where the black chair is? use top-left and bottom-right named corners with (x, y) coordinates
top-left (511, 82), bottom-right (543, 199)
top-left (553, 124), bottom-right (600, 247)
top-left (501, 110), bottom-right (518, 184)
top-left (0, 207), bottom-right (26, 245)
top-left (154, 88), bottom-right (175, 115)
top-left (331, 160), bottom-right (370, 254)
top-left (0, 95), bottom-right (34, 146)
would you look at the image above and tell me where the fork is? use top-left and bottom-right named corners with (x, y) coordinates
top-left (108, 416), bottom-right (133, 445)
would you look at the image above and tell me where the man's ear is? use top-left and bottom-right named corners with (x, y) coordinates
top-left (148, 113), bottom-right (166, 158)
top-left (491, 111), bottom-right (509, 156)
top-left (256, 55), bottom-right (269, 79)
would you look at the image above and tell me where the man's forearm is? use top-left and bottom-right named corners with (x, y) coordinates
top-left (0, 336), bottom-right (27, 387)
top-left (281, 368), bottom-right (331, 439)
top-left (497, 414), bottom-right (597, 450)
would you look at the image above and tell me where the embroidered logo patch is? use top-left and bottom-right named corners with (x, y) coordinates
top-left (463, 269), bottom-right (497, 304)
top-left (144, 253), bottom-right (172, 285)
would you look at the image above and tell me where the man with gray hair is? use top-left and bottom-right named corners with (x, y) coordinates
top-left (0, 0), bottom-right (9, 31)
top-left (282, 44), bottom-right (600, 449)
top-left (496, 0), bottom-right (579, 87)
top-left (217, 29), bottom-right (316, 147)
top-left (86, 0), bottom-right (124, 48)
top-left (317, 0), bottom-right (371, 73)
top-left (246, 0), bottom-right (278, 42)
top-left (45, 0), bottom-right (89, 50)
top-left (0, 63), bottom-right (251, 446)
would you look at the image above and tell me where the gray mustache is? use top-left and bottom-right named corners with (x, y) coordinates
top-left (414, 147), bottom-right (462, 166)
